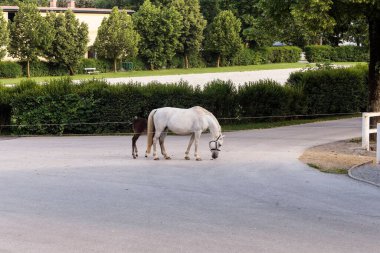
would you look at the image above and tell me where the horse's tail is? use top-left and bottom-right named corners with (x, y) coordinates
top-left (145, 109), bottom-right (156, 155)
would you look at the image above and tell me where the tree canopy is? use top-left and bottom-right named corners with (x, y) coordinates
top-left (133, 0), bottom-right (183, 70)
top-left (0, 9), bottom-right (8, 60)
top-left (8, 1), bottom-right (54, 77)
top-left (205, 10), bottom-right (242, 67)
top-left (94, 7), bottom-right (139, 71)
top-left (45, 10), bottom-right (89, 75)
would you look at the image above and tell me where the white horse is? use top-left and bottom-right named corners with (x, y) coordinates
top-left (145, 106), bottom-right (224, 161)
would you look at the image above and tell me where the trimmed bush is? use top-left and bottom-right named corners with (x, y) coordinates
top-left (232, 48), bottom-right (269, 66)
top-left (0, 61), bottom-right (22, 78)
top-left (332, 46), bottom-right (369, 62)
top-left (202, 80), bottom-right (238, 118)
top-left (287, 65), bottom-right (368, 114)
top-left (238, 79), bottom-right (306, 117)
top-left (305, 45), bottom-right (369, 62)
top-left (304, 45), bottom-right (334, 62)
top-left (265, 46), bottom-right (302, 63)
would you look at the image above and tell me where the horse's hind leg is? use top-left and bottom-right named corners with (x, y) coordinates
top-left (159, 130), bottom-right (171, 160)
top-left (185, 133), bottom-right (195, 160)
top-left (152, 131), bottom-right (162, 160)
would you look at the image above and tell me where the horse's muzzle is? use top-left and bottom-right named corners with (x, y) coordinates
top-left (211, 151), bottom-right (219, 159)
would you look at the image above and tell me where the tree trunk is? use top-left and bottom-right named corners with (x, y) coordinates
top-left (27, 60), bottom-right (30, 78)
top-left (216, 55), bottom-right (221, 68)
top-left (184, 54), bottom-right (189, 69)
top-left (150, 63), bottom-right (154, 71)
top-left (114, 59), bottom-right (117, 72)
top-left (368, 16), bottom-right (380, 112)
top-left (69, 66), bottom-right (75, 76)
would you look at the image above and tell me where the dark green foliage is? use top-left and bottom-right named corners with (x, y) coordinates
top-left (305, 45), bottom-right (368, 62)
top-left (238, 79), bottom-right (306, 117)
top-left (229, 46), bottom-right (301, 66)
top-left (19, 61), bottom-right (68, 77)
top-left (304, 45), bottom-right (334, 62)
top-left (231, 48), bottom-right (269, 66)
top-left (0, 61), bottom-right (22, 78)
top-left (265, 46), bottom-right (302, 63)
top-left (76, 58), bottom-right (112, 74)
top-left (202, 80), bottom-right (238, 118)
top-left (332, 46), bottom-right (369, 62)
top-left (288, 65), bottom-right (368, 114)
top-left (168, 54), bottom-right (207, 69)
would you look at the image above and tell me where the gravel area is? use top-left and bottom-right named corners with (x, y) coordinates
top-left (103, 68), bottom-right (301, 86)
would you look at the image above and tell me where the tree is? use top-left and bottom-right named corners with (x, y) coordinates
top-left (8, 2), bottom-right (54, 77)
top-left (258, 0), bottom-right (380, 112)
top-left (45, 10), bottom-right (89, 75)
top-left (200, 0), bottom-right (220, 24)
top-left (133, 0), bottom-right (183, 70)
top-left (205, 10), bottom-right (243, 67)
top-left (172, 0), bottom-right (206, 69)
top-left (94, 7), bottom-right (139, 72)
top-left (290, 0), bottom-right (336, 45)
top-left (0, 9), bottom-right (9, 60)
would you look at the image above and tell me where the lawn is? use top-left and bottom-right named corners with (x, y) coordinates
top-left (0, 62), bottom-right (361, 85)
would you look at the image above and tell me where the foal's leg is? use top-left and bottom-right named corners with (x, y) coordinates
top-left (132, 133), bottom-right (140, 159)
top-left (185, 133), bottom-right (195, 160)
top-left (194, 131), bottom-right (202, 161)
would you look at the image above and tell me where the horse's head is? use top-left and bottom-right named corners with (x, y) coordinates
top-left (209, 135), bottom-right (224, 159)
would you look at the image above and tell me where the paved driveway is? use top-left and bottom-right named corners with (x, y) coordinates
top-left (103, 68), bottom-right (301, 86)
top-left (0, 118), bottom-right (379, 253)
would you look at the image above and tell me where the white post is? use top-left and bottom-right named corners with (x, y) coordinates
top-left (362, 113), bottom-right (370, 151)
top-left (377, 123), bottom-right (380, 164)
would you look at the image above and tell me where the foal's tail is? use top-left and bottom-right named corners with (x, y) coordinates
top-left (145, 109), bottom-right (156, 156)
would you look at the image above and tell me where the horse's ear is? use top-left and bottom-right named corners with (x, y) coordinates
top-left (221, 135), bottom-right (226, 138)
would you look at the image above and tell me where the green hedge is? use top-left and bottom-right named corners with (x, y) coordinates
top-left (238, 79), bottom-right (306, 117)
top-left (0, 65), bottom-right (369, 135)
top-left (265, 46), bottom-right (302, 63)
top-left (287, 65), bottom-right (368, 114)
top-left (0, 61), bottom-right (22, 78)
top-left (305, 45), bottom-right (369, 62)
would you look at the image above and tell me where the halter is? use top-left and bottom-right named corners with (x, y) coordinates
top-left (209, 135), bottom-right (222, 151)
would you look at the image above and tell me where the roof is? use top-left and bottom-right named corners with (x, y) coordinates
top-left (0, 6), bottom-right (134, 15)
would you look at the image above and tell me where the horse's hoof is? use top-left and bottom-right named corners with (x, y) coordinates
top-left (185, 157), bottom-right (190, 160)
top-left (165, 156), bottom-right (171, 160)
top-left (196, 158), bottom-right (202, 161)
top-left (133, 156), bottom-right (136, 159)
top-left (154, 157), bottom-right (160, 160)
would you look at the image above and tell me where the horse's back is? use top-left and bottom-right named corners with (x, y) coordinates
top-left (153, 107), bottom-right (208, 134)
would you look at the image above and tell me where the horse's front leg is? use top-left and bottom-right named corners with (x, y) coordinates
top-left (185, 133), bottom-right (195, 160)
top-left (194, 131), bottom-right (202, 161)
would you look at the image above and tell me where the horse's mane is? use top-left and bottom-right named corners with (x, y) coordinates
top-left (192, 106), bottom-right (221, 132)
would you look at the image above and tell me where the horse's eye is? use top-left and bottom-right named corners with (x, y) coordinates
top-left (218, 143), bottom-right (222, 147)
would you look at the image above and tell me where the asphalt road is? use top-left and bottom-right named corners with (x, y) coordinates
top-left (0, 118), bottom-right (379, 253)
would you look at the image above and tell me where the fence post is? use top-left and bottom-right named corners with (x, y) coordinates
top-left (362, 113), bottom-right (370, 150)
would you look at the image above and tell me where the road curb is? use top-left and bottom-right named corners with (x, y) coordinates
top-left (348, 161), bottom-right (380, 188)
